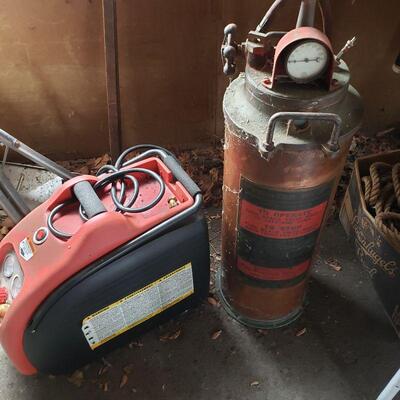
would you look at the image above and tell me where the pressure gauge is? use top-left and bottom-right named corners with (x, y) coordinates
top-left (285, 40), bottom-right (329, 83)
top-left (11, 275), bottom-right (22, 298)
top-left (2, 253), bottom-right (16, 278)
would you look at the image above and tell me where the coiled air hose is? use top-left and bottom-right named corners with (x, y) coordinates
top-left (47, 145), bottom-right (173, 240)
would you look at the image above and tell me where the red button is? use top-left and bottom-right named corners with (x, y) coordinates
top-left (34, 227), bottom-right (48, 244)
top-left (0, 287), bottom-right (8, 304)
top-left (36, 229), bottom-right (46, 241)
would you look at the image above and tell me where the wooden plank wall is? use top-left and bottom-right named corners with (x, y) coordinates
top-left (0, 0), bottom-right (399, 159)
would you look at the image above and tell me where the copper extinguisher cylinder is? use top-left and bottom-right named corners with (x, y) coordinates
top-left (217, 63), bottom-right (363, 328)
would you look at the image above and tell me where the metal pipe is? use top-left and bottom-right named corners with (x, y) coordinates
top-left (256, 0), bottom-right (286, 33)
top-left (0, 188), bottom-right (24, 223)
top-left (257, 0), bottom-right (331, 35)
top-left (296, 0), bottom-right (317, 28)
top-left (0, 170), bottom-right (31, 216)
top-left (318, 0), bottom-right (333, 39)
top-left (0, 129), bottom-right (72, 180)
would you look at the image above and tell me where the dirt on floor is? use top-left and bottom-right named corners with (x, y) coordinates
top-left (0, 214), bottom-right (399, 400)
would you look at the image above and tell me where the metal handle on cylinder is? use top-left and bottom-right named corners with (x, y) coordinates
top-left (263, 111), bottom-right (342, 153)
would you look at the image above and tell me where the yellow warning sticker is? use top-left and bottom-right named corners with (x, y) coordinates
top-left (82, 263), bottom-right (194, 349)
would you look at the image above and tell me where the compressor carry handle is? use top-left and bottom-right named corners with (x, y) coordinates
top-left (263, 111), bottom-right (342, 153)
top-left (163, 155), bottom-right (201, 198)
top-left (122, 148), bottom-right (201, 198)
top-left (73, 181), bottom-right (107, 219)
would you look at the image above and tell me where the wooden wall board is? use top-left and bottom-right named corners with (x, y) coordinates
top-left (0, 0), bottom-right (398, 159)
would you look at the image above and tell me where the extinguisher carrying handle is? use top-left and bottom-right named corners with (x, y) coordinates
top-left (263, 111), bottom-right (342, 153)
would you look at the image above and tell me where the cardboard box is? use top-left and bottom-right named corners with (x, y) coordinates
top-left (340, 150), bottom-right (400, 336)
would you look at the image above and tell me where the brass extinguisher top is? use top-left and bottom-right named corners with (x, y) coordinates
top-left (221, 0), bottom-right (363, 155)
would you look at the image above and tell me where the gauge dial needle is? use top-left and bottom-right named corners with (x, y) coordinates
top-left (288, 57), bottom-right (321, 63)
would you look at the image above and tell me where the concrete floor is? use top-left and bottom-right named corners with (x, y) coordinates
top-left (1, 212), bottom-right (399, 400)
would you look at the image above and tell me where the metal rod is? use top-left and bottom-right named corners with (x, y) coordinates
top-left (0, 188), bottom-right (24, 223)
top-left (2, 145), bottom-right (9, 167)
top-left (296, 0), bottom-right (317, 28)
top-left (0, 170), bottom-right (31, 216)
top-left (102, 0), bottom-right (122, 161)
top-left (256, 0), bottom-right (286, 33)
top-left (0, 129), bottom-right (73, 180)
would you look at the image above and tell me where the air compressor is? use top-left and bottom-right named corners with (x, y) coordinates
top-left (218, 0), bottom-right (363, 328)
top-left (0, 130), bottom-right (209, 375)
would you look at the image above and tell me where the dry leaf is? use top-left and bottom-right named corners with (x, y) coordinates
top-left (159, 333), bottom-right (170, 342)
top-left (211, 330), bottom-right (222, 340)
top-left (1, 217), bottom-right (14, 229)
top-left (296, 328), bottom-right (307, 337)
top-left (100, 382), bottom-right (109, 392)
top-left (207, 296), bottom-right (218, 306)
top-left (250, 381), bottom-right (260, 387)
top-left (325, 257), bottom-right (342, 272)
top-left (94, 154), bottom-right (110, 168)
top-left (160, 329), bottom-right (181, 342)
top-left (68, 370), bottom-right (84, 387)
top-left (0, 304), bottom-right (10, 319)
top-left (97, 365), bottom-right (109, 376)
top-left (129, 340), bottom-right (143, 348)
top-left (123, 364), bottom-right (134, 375)
top-left (77, 165), bottom-right (90, 175)
top-left (102, 357), bottom-right (112, 368)
top-left (169, 329), bottom-right (181, 340)
top-left (120, 374), bottom-right (128, 388)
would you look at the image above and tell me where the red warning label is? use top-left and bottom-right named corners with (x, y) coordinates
top-left (239, 199), bottom-right (327, 239)
top-left (237, 257), bottom-right (311, 281)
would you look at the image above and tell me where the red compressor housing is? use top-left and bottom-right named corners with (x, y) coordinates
top-left (0, 146), bottom-right (210, 375)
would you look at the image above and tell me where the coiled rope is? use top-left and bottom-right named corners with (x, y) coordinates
top-left (362, 162), bottom-right (400, 243)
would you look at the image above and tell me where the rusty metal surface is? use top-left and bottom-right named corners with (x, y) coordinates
top-left (224, 63), bottom-right (362, 148)
top-left (219, 124), bottom-right (353, 325)
top-left (218, 34), bottom-right (363, 325)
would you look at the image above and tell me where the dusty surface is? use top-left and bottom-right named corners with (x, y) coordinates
top-left (1, 211), bottom-right (399, 400)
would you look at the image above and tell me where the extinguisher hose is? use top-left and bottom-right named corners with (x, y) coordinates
top-left (47, 145), bottom-right (191, 240)
top-left (257, 0), bottom-right (332, 39)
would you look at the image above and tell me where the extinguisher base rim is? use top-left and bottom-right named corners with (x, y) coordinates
top-left (215, 269), bottom-right (304, 330)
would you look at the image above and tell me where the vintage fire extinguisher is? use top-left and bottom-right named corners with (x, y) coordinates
top-left (218, 0), bottom-right (363, 328)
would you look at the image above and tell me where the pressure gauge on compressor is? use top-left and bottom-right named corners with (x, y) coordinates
top-left (10, 275), bottom-right (22, 299)
top-left (285, 40), bottom-right (329, 83)
top-left (2, 253), bottom-right (16, 278)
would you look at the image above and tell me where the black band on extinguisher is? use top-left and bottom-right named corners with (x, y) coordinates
top-left (236, 177), bottom-right (333, 287)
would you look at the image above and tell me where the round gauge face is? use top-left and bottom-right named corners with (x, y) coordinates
top-left (285, 40), bottom-right (329, 83)
top-left (2, 254), bottom-right (16, 278)
top-left (11, 275), bottom-right (22, 298)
